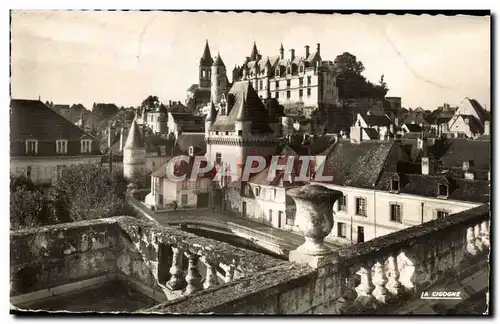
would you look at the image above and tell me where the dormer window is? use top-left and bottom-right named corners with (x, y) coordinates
top-left (81, 139), bottom-right (92, 154)
top-left (25, 140), bottom-right (38, 155)
top-left (255, 186), bottom-right (261, 197)
top-left (215, 153), bottom-right (222, 165)
top-left (438, 183), bottom-right (449, 197)
top-left (275, 68), bottom-right (280, 76)
top-left (56, 140), bottom-right (68, 154)
top-left (391, 178), bottom-right (400, 192)
top-left (299, 65), bottom-right (304, 73)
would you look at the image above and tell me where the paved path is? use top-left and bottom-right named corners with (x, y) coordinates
top-left (150, 209), bottom-right (344, 253)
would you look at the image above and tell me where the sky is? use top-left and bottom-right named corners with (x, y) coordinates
top-left (10, 11), bottom-right (491, 111)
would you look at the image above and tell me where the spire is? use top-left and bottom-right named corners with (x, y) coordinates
top-left (124, 120), bottom-right (145, 149)
top-left (236, 97), bottom-right (249, 122)
top-left (200, 39), bottom-right (214, 66)
top-left (206, 101), bottom-right (217, 122)
top-left (212, 53), bottom-right (225, 67)
top-left (250, 41), bottom-right (258, 61)
top-left (279, 43), bottom-right (284, 59)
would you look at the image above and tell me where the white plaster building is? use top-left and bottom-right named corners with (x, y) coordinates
top-left (10, 99), bottom-right (103, 185)
top-left (447, 97), bottom-right (490, 139)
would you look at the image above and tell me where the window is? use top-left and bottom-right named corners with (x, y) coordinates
top-left (269, 210), bottom-right (273, 223)
top-left (338, 196), bottom-right (347, 212)
top-left (337, 222), bottom-right (347, 238)
top-left (276, 69), bottom-right (280, 76)
top-left (307, 88), bottom-right (311, 97)
top-left (438, 184), bottom-right (449, 197)
top-left (181, 194), bottom-right (188, 205)
top-left (307, 76), bottom-right (311, 85)
top-left (225, 131), bottom-right (229, 136)
top-left (299, 77), bottom-right (303, 86)
top-left (355, 197), bottom-right (367, 216)
top-left (300, 66), bottom-right (304, 73)
top-left (182, 180), bottom-right (188, 190)
top-left (299, 89), bottom-right (303, 98)
top-left (81, 139), bottom-right (92, 154)
top-left (286, 213), bottom-right (295, 226)
top-left (201, 70), bottom-right (205, 78)
top-left (269, 188), bottom-right (276, 200)
top-left (255, 186), bottom-right (261, 196)
top-left (391, 179), bottom-right (400, 192)
top-left (159, 194), bottom-right (164, 206)
top-left (216, 67), bottom-right (220, 74)
top-left (437, 210), bottom-right (449, 219)
top-left (244, 185), bottom-right (250, 196)
top-left (25, 140), bottom-right (38, 154)
top-left (390, 203), bottom-right (402, 223)
top-left (275, 81), bottom-right (279, 89)
top-left (259, 80), bottom-right (263, 89)
top-left (56, 165), bottom-right (66, 181)
top-left (56, 140), bottom-right (67, 154)
top-left (215, 153), bottom-right (222, 165)
top-left (238, 130), bottom-right (243, 136)
top-left (26, 166), bottom-right (32, 179)
top-left (278, 211), bottom-right (283, 228)
top-left (286, 91), bottom-right (291, 99)
top-left (276, 92), bottom-right (280, 99)
top-left (286, 80), bottom-right (291, 88)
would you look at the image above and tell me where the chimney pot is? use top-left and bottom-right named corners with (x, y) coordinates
top-left (316, 43), bottom-right (320, 53)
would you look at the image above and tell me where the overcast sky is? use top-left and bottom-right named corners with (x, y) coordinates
top-left (10, 11), bottom-right (490, 111)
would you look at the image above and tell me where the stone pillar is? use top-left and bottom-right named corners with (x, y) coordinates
top-left (202, 256), bottom-right (219, 289)
top-left (184, 252), bottom-right (202, 295)
top-left (287, 184), bottom-right (343, 268)
top-left (167, 246), bottom-right (186, 290)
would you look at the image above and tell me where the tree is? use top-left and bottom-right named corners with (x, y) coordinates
top-left (141, 95), bottom-right (160, 110)
top-left (333, 52), bottom-right (365, 75)
top-left (51, 164), bottom-right (129, 222)
top-left (10, 188), bottom-right (46, 230)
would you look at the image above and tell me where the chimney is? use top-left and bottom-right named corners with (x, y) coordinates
top-left (484, 121), bottom-right (490, 135)
top-left (350, 125), bottom-right (362, 143)
top-left (305, 45), bottom-right (310, 57)
top-left (188, 146), bottom-right (194, 156)
top-left (245, 56), bottom-right (250, 63)
top-left (421, 157), bottom-right (430, 175)
top-left (169, 100), bottom-right (172, 106)
top-left (316, 43), bottom-right (320, 54)
top-left (290, 49), bottom-right (295, 61)
top-left (119, 127), bottom-right (125, 151)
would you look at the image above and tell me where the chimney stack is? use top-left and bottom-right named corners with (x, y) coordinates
top-left (290, 49), bottom-right (295, 61)
top-left (316, 43), bottom-right (320, 54)
top-left (305, 45), bottom-right (310, 57)
top-left (350, 125), bottom-right (362, 143)
top-left (484, 121), bottom-right (490, 135)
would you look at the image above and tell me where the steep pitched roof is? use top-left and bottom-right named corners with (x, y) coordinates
top-left (200, 40), bottom-right (213, 66)
top-left (403, 124), bottom-right (422, 133)
top-left (212, 54), bottom-right (225, 67)
top-left (124, 120), bottom-right (145, 149)
top-left (438, 138), bottom-right (491, 171)
top-left (316, 139), bottom-right (395, 188)
top-left (209, 81), bottom-right (273, 134)
top-left (175, 132), bottom-right (206, 155)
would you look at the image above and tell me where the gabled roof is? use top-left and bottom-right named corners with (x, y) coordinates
top-left (209, 81), bottom-right (273, 133)
top-left (316, 139), bottom-right (395, 188)
top-left (403, 124), bottom-right (422, 133)
top-left (360, 114), bottom-right (392, 127)
top-left (212, 54), bottom-right (225, 67)
top-left (438, 138), bottom-right (491, 171)
top-left (175, 132), bottom-right (206, 155)
top-left (124, 120), bottom-right (145, 150)
top-left (363, 128), bottom-right (380, 140)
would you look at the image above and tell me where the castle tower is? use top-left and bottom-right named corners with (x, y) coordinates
top-left (250, 41), bottom-right (259, 61)
top-left (199, 40), bottom-right (213, 89)
top-left (211, 53), bottom-right (227, 105)
top-left (123, 120), bottom-right (146, 181)
top-left (205, 101), bottom-right (217, 139)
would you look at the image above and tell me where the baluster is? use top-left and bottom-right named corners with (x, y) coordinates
top-left (385, 255), bottom-right (402, 297)
top-left (166, 246), bottom-right (186, 290)
top-left (474, 224), bottom-right (484, 251)
top-left (224, 263), bottom-right (236, 283)
top-left (372, 261), bottom-right (389, 303)
top-left (466, 226), bottom-right (479, 255)
top-left (480, 221), bottom-right (490, 248)
top-left (354, 264), bottom-right (375, 306)
top-left (202, 257), bottom-right (219, 289)
top-left (184, 252), bottom-right (203, 295)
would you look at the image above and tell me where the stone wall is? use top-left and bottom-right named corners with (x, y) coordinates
top-left (146, 204), bottom-right (490, 314)
top-left (10, 218), bottom-right (121, 297)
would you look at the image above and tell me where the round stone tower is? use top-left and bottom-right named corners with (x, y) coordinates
top-left (123, 120), bottom-right (146, 181)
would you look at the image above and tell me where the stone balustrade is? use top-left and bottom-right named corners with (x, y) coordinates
top-left (145, 184), bottom-right (490, 314)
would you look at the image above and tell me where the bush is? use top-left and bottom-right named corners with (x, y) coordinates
top-left (10, 188), bottom-right (46, 230)
top-left (51, 164), bottom-right (129, 222)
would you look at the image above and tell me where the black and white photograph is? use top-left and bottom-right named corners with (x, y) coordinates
top-left (7, 8), bottom-right (492, 316)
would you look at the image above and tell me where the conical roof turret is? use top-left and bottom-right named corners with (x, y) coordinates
top-left (124, 120), bottom-right (145, 149)
top-left (250, 41), bottom-right (259, 61)
top-left (212, 52), bottom-right (225, 67)
top-left (206, 101), bottom-right (217, 122)
top-left (236, 97), bottom-right (249, 122)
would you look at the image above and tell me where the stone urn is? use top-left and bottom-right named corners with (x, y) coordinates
top-left (287, 184), bottom-right (343, 256)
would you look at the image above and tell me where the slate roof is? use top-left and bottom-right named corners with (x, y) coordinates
top-left (376, 172), bottom-right (490, 204)
top-left (361, 114), bottom-right (392, 127)
top-left (210, 81), bottom-right (273, 134)
top-left (315, 139), bottom-right (395, 188)
top-left (403, 124), bottom-right (422, 133)
top-left (200, 40), bottom-right (213, 66)
top-left (124, 120), bottom-right (145, 149)
top-left (153, 155), bottom-right (215, 179)
top-left (476, 134), bottom-right (490, 141)
top-left (10, 99), bottom-right (102, 156)
top-left (175, 132), bottom-right (206, 155)
top-left (363, 128), bottom-right (380, 140)
top-left (438, 139), bottom-right (491, 171)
